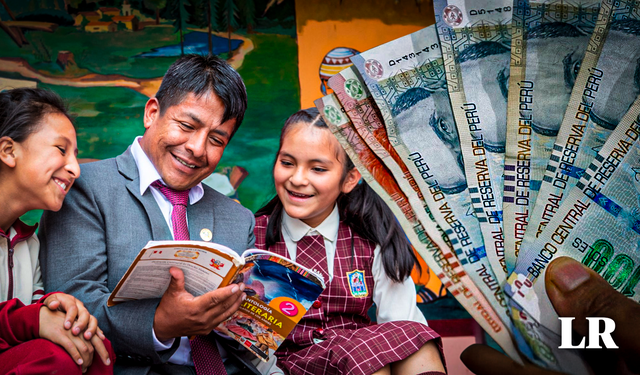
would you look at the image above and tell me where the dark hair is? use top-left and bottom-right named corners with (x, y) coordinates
top-left (0, 87), bottom-right (71, 143)
top-left (155, 54), bottom-right (248, 137)
top-left (255, 108), bottom-right (419, 282)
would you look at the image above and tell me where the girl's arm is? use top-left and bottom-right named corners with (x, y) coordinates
top-left (371, 245), bottom-right (428, 324)
top-left (0, 298), bottom-right (42, 351)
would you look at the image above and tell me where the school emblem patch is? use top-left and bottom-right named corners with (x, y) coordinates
top-left (346, 270), bottom-right (368, 298)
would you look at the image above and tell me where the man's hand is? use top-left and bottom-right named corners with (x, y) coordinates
top-left (461, 257), bottom-right (640, 375)
top-left (153, 267), bottom-right (246, 342)
top-left (39, 307), bottom-right (112, 373)
top-left (44, 293), bottom-right (102, 341)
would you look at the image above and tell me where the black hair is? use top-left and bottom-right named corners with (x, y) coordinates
top-left (255, 108), bottom-right (419, 282)
top-left (0, 87), bottom-right (72, 143)
top-left (155, 54), bottom-right (248, 137)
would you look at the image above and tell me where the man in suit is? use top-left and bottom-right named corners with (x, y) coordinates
top-left (38, 55), bottom-right (270, 375)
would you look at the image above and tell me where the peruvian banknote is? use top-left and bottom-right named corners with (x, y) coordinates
top-left (351, 26), bottom-right (510, 332)
top-left (505, 97), bottom-right (640, 373)
top-left (525, 0), bottom-right (640, 247)
top-left (433, 0), bottom-right (512, 282)
top-left (503, 0), bottom-right (601, 272)
top-left (328, 66), bottom-right (453, 258)
top-left (315, 93), bottom-right (520, 360)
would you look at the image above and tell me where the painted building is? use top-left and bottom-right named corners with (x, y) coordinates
top-left (99, 7), bottom-right (121, 17)
top-left (74, 11), bottom-right (101, 26)
top-left (85, 21), bottom-right (117, 33)
top-left (112, 15), bottom-right (139, 31)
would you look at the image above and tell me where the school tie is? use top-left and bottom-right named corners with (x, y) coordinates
top-left (296, 234), bottom-right (329, 284)
top-left (151, 181), bottom-right (227, 375)
top-left (151, 181), bottom-right (190, 241)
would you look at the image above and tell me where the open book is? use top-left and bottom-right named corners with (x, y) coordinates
top-left (108, 241), bottom-right (326, 361)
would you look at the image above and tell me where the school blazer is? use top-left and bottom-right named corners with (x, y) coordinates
top-left (38, 148), bottom-right (256, 375)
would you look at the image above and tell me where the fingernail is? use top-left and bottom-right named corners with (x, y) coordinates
top-left (549, 257), bottom-right (591, 292)
top-left (242, 293), bottom-right (247, 301)
top-left (65, 321), bottom-right (71, 329)
top-left (239, 283), bottom-right (246, 292)
top-left (231, 285), bottom-right (239, 293)
top-left (105, 358), bottom-right (111, 366)
top-left (77, 359), bottom-right (83, 365)
top-left (73, 327), bottom-right (80, 334)
top-left (86, 331), bottom-right (92, 339)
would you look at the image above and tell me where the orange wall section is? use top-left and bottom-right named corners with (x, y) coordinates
top-left (295, 0), bottom-right (435, 108)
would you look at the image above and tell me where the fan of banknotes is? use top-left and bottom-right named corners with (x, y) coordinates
top-left (312, 0), bottom-right (640, 373)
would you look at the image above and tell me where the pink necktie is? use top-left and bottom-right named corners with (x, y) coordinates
top-left (151, 181), bottom-right (227, 375)
top-left (151, 181), bottom-right (190, 241)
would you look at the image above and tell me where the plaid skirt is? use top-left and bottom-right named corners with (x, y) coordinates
top-left (275, 320), bottom-right (443, 375)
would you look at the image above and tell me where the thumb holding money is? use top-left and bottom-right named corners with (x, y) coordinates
top-left (461, 256), bottom-right (640, 375)
top-left (545, 257), bottom-right (640, 375)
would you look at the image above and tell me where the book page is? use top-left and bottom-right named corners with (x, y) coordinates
top-left (108, 241), bottom-right (244, 306)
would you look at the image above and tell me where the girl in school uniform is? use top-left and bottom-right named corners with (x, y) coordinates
top-left (0, 88), bottom-right (114, 374)
top-left (254, 108), bottom-right (446, 375)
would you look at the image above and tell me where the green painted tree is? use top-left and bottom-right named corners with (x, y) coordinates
top-left (170, 0), bottom-right (191, 55)
top-left (206, 0), bottom-right (220, 55)
top-left (220, 0), bottom-right (238, 56)
top-left (240, 0), bottom-right (254, 34)
top-left (144, 0), bottom-right (167, 25)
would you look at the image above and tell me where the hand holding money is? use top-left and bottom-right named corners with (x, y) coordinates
top-left (461, 257), bottom-right (640, 375)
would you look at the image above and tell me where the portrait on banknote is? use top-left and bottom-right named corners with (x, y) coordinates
top-left (392, 85), bottom-right (467, 194)
top-left (525, 22), bottom-right (590, 136)
top-left (457, 41), bottom-right (510, 153)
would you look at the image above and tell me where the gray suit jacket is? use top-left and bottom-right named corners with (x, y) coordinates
top-left (38, 148), bottom-right (257, 374)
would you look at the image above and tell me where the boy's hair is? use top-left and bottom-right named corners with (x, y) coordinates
top-left (0, 87), bottom-right (72, 143)
top-left (155, 54), bottom-right (248, 137)
top-left (255, 108), bottom-right (419, 282)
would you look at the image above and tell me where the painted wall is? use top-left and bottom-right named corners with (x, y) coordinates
top-left (295, 0), bottom-right (435, 108)
top-left (0, 0), bottom-right (448, 304)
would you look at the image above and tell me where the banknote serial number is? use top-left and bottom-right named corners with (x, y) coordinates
top-left (469, 6), bottom-right (512, 16)
top-left (388, 43), bottom-right (439, 67)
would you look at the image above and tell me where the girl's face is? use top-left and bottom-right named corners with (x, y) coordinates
top-left (274, 123), bottom-right (359, 228)
top-left (12, 112), bottom-right (80, 212)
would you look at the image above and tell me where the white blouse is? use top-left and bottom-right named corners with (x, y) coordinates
top-left (281, 205), bottom-right (427, 325)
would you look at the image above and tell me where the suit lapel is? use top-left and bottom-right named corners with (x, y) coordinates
top-left (187, 188), bottom-right (215, 242)
top-left (117, 148), bottom-right (172, 241)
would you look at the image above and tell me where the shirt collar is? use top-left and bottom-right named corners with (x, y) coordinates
top-left (130, 136), bottom-right (204, 204)
top-left (0, 218), bottom-right (37, 247)
top-left (282, 204), bottom-right (339, 243)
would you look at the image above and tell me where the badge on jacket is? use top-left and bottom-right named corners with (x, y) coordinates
top-left (346, 269), bottom-right (368, 298)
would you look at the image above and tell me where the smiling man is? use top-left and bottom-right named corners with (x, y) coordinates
top-left (38, 55), bottom-right (271, 375)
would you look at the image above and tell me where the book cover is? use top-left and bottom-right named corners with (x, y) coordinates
top-left (215, 253), bottom-right (325, 362)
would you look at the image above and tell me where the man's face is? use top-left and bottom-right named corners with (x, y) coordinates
top-left (140, 92), bottom-right (236, 191)
top-left (527, 34), bottom-right (589, 135)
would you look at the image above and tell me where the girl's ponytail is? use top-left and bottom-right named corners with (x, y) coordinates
top-left (255, 195), bottom-right (285, 249)
top-left (338, 182), bottom-right (419, 283)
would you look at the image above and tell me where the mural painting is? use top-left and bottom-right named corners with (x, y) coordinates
top-left (0, 0), bottom-right (448, 305)
top-left (0, 0), bottom-right (299, 219)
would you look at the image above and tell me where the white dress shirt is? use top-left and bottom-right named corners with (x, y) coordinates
top-left (281, 205), bottom-right (427, 325)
